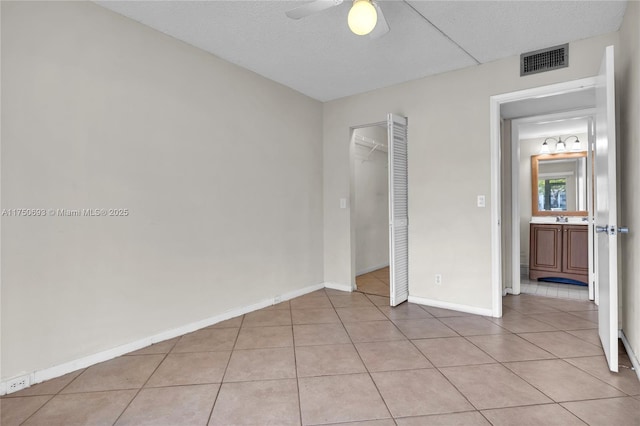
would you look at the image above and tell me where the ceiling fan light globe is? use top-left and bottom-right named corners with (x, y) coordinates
top-left (348, 0), bottom-right (377, 35)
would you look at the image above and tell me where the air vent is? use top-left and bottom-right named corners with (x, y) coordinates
top-left (520, 44), bottom-right (568, 76)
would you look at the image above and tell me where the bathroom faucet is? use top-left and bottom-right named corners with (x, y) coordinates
top-left (556, 215), bottom-right (568, 223)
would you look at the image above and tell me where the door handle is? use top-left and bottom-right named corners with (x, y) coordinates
top-left (618, 226), bottom-right (629, 234)
top-left (596, 225), bottom-right (609, 233)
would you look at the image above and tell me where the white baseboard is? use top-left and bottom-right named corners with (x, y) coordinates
top-left (408, 295), bottom-right (493, 317)
top-left (0, 282), bottom-right (324, 396)
top-left (619, 329), bottom-right (640, 381)
top-left (356, 263), bottom-right (389, 276)
top-left (324, 282), bottom-right (353, 292)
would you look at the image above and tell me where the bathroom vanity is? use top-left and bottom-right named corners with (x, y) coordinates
top-left (529, 222), bottom-right (588, 285)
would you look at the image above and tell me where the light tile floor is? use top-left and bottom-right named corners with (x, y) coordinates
top-left (520, 276), bottom-right (590, 300)
top-left (2, 291), bottom-right (639, 425)
top-left (356, 267), bottom-right (390, 297)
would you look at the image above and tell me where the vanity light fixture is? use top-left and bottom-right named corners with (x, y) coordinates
top-left (348, 0), bottom-right (377, 35)
top-left (541, 135), bottom-right (580, 154)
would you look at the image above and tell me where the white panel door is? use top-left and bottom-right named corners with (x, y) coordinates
top-left (595, 45), bottom-right (619, 372)
top-left (388, 114), bottom-right (409, 307)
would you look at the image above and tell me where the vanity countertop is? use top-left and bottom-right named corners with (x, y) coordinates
top-left (530, 217), bottom-right (589, 225)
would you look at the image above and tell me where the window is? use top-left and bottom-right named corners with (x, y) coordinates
top-left (538, 178), bottom-right (567, 211)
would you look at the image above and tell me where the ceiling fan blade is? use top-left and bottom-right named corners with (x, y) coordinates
top-left (369, 1), bottom-right (390, 39)
top-left (285, 0), bottom-right (344, 20)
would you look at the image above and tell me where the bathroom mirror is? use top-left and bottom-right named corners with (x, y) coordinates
top-left (531, 152), bottom-right (588, 216)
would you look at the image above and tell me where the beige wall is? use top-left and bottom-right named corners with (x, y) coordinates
top-left (1, 1), bottom-right (323, 380)
top-left (617, 0), bottom-right (640, 363)
top-left (323, 32), bottom-right (619, 310)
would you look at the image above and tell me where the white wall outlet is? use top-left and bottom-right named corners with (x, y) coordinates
top-left (339, 198), bottom-right (347, 209)
top-left (7, 374), bottom-right (30, 394)
top-left (435, 274), bottom-right (442, 285)
top-left (477, 195), bottom-right (486, 208)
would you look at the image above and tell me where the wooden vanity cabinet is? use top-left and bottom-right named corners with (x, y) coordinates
top-left (529, 223), bottom-right (588, 285)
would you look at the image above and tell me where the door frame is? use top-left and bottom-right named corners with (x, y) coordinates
top-left (508, 108), bottom-right (596, 298)
top-left (349, 121), bottom-right (388, 291)
top-left (489, 77), bottom-right (598, 317)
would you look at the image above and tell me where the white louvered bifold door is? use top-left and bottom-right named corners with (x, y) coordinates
top-left (388, 114), bottom-right (409, 307)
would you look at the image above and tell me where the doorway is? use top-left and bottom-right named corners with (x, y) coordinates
top-left (351, 124), bottom-right (391, 298)
top-left (349, 114), bottom-right (409, 307)
top-left (509, 111), bottom-right (595, 302)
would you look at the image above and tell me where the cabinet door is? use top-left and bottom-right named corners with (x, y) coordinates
top-left (530, 224), bottom-right (562, 273)
top-left (563, 225), bottom-right (589, 275)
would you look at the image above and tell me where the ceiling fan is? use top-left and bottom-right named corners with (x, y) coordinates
top-left (286, 0), bottom-right (390, 38)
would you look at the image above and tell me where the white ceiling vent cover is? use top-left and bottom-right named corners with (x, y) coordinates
top-left (520, 44), bottom-right (568, 76)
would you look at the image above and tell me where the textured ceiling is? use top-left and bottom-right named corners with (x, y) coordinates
top-left (95, 1), bottom-right (627, 102)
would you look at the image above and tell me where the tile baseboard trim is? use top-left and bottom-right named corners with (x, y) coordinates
top-left (324, 282), bottom-right (353, 292)
top-left (619, 329), bottom-right (640, 381)
top-left (0, 282), bottom-right (325, 396)
top-left (356, 263), bottom-right (390, 276)
top-left (408, 296), bottom-right (493, 317)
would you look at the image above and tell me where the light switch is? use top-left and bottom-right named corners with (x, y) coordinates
top-left (340, 198), bottom-right (347, 209)
top-left (477, 195), bottom-right (486, 208)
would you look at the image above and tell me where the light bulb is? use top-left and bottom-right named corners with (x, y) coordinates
top-left (572, 138), bottom-right (582, 151)
top-left (348, 0), bottom-right (377, 36)
top-left (556, 139), bottom-right (566, 152)
top-left (540, 141), bottom-right (550, 154)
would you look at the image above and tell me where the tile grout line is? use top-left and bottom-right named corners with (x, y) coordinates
top-left (335, 294), bottom-right (397, 425)
top-left (206, 313), bottom-right (244, 425)
top-left (110, 351), bottom-right (177, 425)
top-left (290, 292), bottom-right (304, 426)
top-left (17, 367), bottom-right (89, 425)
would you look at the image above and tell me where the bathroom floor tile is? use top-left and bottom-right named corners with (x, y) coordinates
top-left (395, 411), bottom-right (491, 425)
top-left (392, 319), bottom-right (458, 339)
top-left (295, 344), bottom-right (366, 377)
top-left (209, 379), bottom-right (300, 426)
top-left (561, 397), bottom-right (640, 426)
top-left (355, 340), bottom-right (433, 372)
top-left (145, 351), bottom-right (230, 387)
top-left (23, 390), bottom-right (135, 426)
top-left (564, 355), bottom-right (640, 395)
top-left (336, 307), bottom-right (387, 322)
top-left (234, 325), bottom-right (293, 349)
top-left (224, 347), bottom-right (296, 382)
top-left (242, 309), bottom-right (292, 327)
top-left (440, 364), bottom-right (552, 410)
top-left (61, 355), bottom-right (164, 393)
top-left (504, 359), bottom-right (625, 402)
top-left (291, 308), bottom-right (341, 325)
top-left (466, 334), bottom-right (555, 362)
top-left (371, 369), bottom-right (473, 417)
top-left (329, 293), bottom-right (375, 308)
top-left (481, 403), bottom-right (585, 425)
top-left (377, 303), bottom-right (434, 320)
top-left (0, 396), bottom-right (52, 426)
top-left (343, 320), bottom-right (407, 343)
top-left (115, 384), bottom-right (218, 426)
top-left (299, 373), bottom-right (390, 425)
top-left (487, 312), bottom-right (557, 333)
top-left (172, 328), bottom-right (239, 353)
top-left (529, 312), bottom-right (597, 330)
top-left (439, 317), bottom-right (510, 336)
top-left (412, 337), bottom-right (495, 367)
top-left (518, 331), bottom-right (603, 358)
top-left (293, 323), bottom-right (351, 346)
